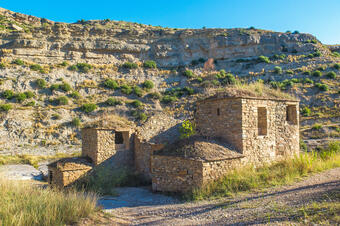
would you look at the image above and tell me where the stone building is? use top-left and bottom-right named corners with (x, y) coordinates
top-left (48, 94), bottom-right (299, 192)
top-left (151, 95), bottom-right (299, 192)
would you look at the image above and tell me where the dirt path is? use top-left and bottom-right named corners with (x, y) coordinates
top-left (96, 168), bottom-right (340, 225)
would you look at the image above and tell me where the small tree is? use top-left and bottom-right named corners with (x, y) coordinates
top-left (179, 120), bottom-right (196, 139)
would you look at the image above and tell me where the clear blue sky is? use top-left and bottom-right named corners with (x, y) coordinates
top-left (1, 0), bottom-right (339, 44)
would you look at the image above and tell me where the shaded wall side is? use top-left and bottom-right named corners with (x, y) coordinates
top-left (62, 168), bottom-right (92, 187)
top-left (151, 155), bottom-right (203, 192)
top-left (195, 99), bottom-right (243, 152)
top-left (202, 158), bottom-right (243, 185)
top-left (81, 128), bottom-right (98, 164)
top-left (48, 167), bottom-right (64, 188)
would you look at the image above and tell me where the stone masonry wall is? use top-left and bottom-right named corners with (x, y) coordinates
top-left (195, 98), bottom-right (243, 152)
top-left (202, 158), bottom-right (243, 185)
top-left (61, 168), bottom-right (92, 187)
top-left (81, 128), bottom-right (98, 164)
top-left (241, 99), bottom-right (299, 164)
top-left (151, 155), bottom-right (203, 192)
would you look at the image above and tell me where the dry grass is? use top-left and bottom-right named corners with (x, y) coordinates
top-left (0, 152), bottom-right (80, 168)
top-left (186, 142), bottom-right (340, 200)
top-left (0, 179), bottom-right (98, 226)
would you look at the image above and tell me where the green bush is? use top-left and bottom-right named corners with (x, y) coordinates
top-left (143, 60), bottom-right (157, 69)
top-left (179, 120), bottom-right (196, 139)
top-left (142, 80), bottom-right (154, 90)
top-left (60, 61), bottom-right (68, 67)
top-left (313, 51), bottom-right (321, 57)
top-left (81, 103), bottom-right (97, 113)
top-left (149, 92), bottom-right (162, 99)
top-left (50, 84), bottom-right (60, 91)
top-left (333, 63), bottom-right (340, 70)
top-left (68, 65), bottom-right (78, 71)
top-left (29, 64), bottom-right (43, 71)
top-left (0, 63), bottom-right (5, 69)
top-left (68, 63), bottom-right (92, 73)
top-left (56, 96), bottom-right (69, 105)
top-left (25, 101), bottom-right (35, 107)
top-left (273, 54), bottom-right (286, 60)
top-left (71, 117), bottom-right (81, 127)
top-left (70, 91), bottom-right (81, 99)
top-left (105, 98), bottom-right (122, 106)
top-left (36, 79), bottom-right (47, 89)
top-left (301, 106), bottom-right (311, 117)
top-left (183, 70), bottom-right (194, 78)
top-left (326, 71), bottom-right (336, 79)
top-left (183, 87), bottom-right (194, 95)
top-left (258, 56), bottom-right (270, 63)
top-left (274, 66), bottom-right (283, 74)
top-left (312, 123), bottom-right (322, 130)
top-left (315, 83), bottom-right (329, 91)
top-left (11, 59), bottom-right (24, 65)
top-left (303, 78), bottom-right (313, 84)
top-left (133, 86), bottom-right (143, 97)
top-left (0, 104), bottom-right (12, 112)
top-left (161, 95), bottom-right (177, 104)
top-left (222, 73), bottom-right (236, 85)
top-left (215, 70), bottom-right (227, 79)
top-left (60, 82), bottom-right (72, 92)
top-left (131, 100), bottom-right (142, 108)
top-left (312, 70), bottom-right (322, 77)
top-left (2, 90), bottom-right (14, 99)
top-left (103, 79), bottom-right (119, 90)
top-left (317, 65), bottom-right (326, 71)
top-left (122, 62), bottom-right (138, 69)
top-left (291, 78), bottom-right (299, 83)
top-left (285, 69), bottom-right (294, 74)
top-left (121, 84), bottom-right (132, 95)
top-left (131, 110), bottom-right (147, 122)
top-left (303, 70), bottom-right (311, 75)
top-left (24, 91), bottom-right (34, 99)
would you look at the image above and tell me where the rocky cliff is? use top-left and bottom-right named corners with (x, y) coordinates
top-left (0, 8), bottom-right (338, 156)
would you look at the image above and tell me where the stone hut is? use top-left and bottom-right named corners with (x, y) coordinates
top-left (151, 137), bottom-right (244, 192)
top-left (151, 94), bottom-right (299, 192)
top-left (47, 157), bottom-right (92, 187)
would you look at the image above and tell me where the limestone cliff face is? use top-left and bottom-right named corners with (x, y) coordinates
top-left (0, 8), bottom-right (319, 67)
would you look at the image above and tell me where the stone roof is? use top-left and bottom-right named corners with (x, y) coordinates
top-left (48, 157), bottom-right (93, 171)
top-left (153, 136), bottom-right (244, 161)
top-left (83, 114), bottom-right (135, 130)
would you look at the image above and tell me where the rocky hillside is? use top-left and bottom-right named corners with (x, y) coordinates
top-left (0, 8), bottom-right (339, 155)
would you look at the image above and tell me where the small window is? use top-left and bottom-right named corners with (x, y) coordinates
top-left (258, 107), bottom-right (267, 136)
top-left (217, 108), bottom-right (220, 116)
top-left (49, 171), bottom-right (53, 184)
top-left (115, 132), bottom-right (124, 144)
top-left (286, 105), bottom-right (297, 125)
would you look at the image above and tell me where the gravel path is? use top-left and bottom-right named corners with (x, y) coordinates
top-left (101, 168), bottom-right (340, 225)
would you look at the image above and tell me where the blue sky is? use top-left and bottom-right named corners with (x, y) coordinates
top-left (1, 0), bottom-right (339, 44)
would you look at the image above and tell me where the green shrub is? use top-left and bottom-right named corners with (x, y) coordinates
top-left (149, 92), bottom-right (162, 99)
top-left (301, 106), bottom-right (311, 117)
top-left (60, 61), bottom-right (68, 67)
top-left (274, 66), bottom-right (283, 74)
top-left (183, 70), bottom-right (194, 78)
top-left (56, 96), bottom-right (69, 105)
top-left (24, 91), bottom-right (34, 99)
top-left (179, 120), bottom-right (196, 139)
top-left (312, 70), bottom-right (322, 77)
top-left (142, 80), bottom-right (154, 90)
top-left (25, 101), bottom-right (35, 107)
top-left (70, 91), bottom-right (81, 99)
top-left (317, 65), bottom-right (326, 71)
top-left (11, 59), bottom-right (24, 65)
top-left (293, 30), bottom-right (299, 34)
top-left (286, 69), bottom-right (294, 74)
top-left (68, 65), bottom-right (78, 71)
top-left (326, 71), bottom-right (336, 79)
top-left (71, 117), bottom-right (81, 127)
top-left (313, 51), bottom-right (321, 57)
top-left (133, 86), bottom-right (143, 97)
top-left (29, 64), bottom-right (43, 71)
top-left (105, 98), bottom-right (122, 106)
top-left (258, 56), bottom-right (270, 63)
top-left (81, 103), bottom-right (97, 113)
top-left (161, 95), bottom-right (177, 104)
top-left (103, 79), bottom-right (119, 90)
top-left (131, 100), bottom-right (142, 108)
top-left (122, 62), bottom-right (138, 69)
top-left (68, 63), bottom-right (92, 73)
top-left (215, 70), bottom-right (226, 79)
top-left (303, 78), bottom-right (313, 84)
top-left (60, 82), bottom-right (72, 92)
top-left (183, 87), bottom-right (194, 95)
top-left (52, 113), bottom-right (61, 120)
top-left (312, 123), bottom-right (322, 130)
top-left (303, 70), bottom-right (311, 75)
top-left (0, 104), bottom-right (12, 112)
top-left (143, 60), bottom-right (157, 69)
top-left (2, 90), bottom-right (14, 99)
top-left (121, 84), bottom-right (132, 95)
top-left (0, 63), bottom-right (5, 69)
top-left (131, 110), bottom-right (147, 122)
top-left (315, 83), bottom-right (329, 91)
top-left (50, 84), bottom-right (60, 91)
top-left (222, 73), bottom-right (236, 85)
top-left (196, 77), bottom-right (203, 83)
top-left (36, 79), bottom-right (47, 89)
top-left (300, 139), bottom-right (307, 151)
top-left (333, 63), bottom-right (340, 70)
top-left (211, 80), bottom-right (220, 86)
top-left (291, 78), bottom-right (299, 83)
